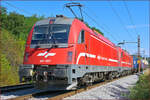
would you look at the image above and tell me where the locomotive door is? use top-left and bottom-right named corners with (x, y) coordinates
top-left (76, 30), bottom-right (89, 65)
top-left (117, 48), bottom-right (121, 67)
top-left (84, 31), bottom-right (90, 65)
top-left (118, 48), bottom-right (122, 67)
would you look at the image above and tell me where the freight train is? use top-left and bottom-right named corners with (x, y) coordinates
top-left (19, 15), bottom-right (133, 90)
top-left (133, 56), bottom-right (138, 73)
top-left (133, 55), bottom-right (148, 73)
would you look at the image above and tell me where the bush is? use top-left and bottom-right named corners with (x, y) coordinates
top-left (0, 29), bottom-right (24, 86)
top-left (0, 7), bottom-right (43, 86)
top-left (0, 54), bottom-right (19, 86)
top-left (129, 74), bottom-right (150, 100)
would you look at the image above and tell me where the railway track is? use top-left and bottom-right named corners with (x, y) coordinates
top-left (6, 73), bottom-right (140, 100)
top-left (0, 83), bottom-right (34, 93)
top-left (7, 90), bottom-right (68, 100)
top-left (48, 73), bottom-right (141, 100)
top-left (48, 77), bottom-right (124, 100)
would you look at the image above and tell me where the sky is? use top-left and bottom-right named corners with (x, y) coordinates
top-left (1, 0), bottom-right (150, 57)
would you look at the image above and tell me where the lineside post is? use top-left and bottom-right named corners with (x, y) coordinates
top-left (138, 35), bottom-right (141, 73)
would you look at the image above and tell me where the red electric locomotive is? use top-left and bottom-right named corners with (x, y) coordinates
top-left (19, 15), bottom-right (133, 90)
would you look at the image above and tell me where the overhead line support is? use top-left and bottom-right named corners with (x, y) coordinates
top-left (138, 35), bottom-right (141, 73)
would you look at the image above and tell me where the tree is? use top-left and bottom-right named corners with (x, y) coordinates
top-left (6, 12), bottom-right (25, 37)
top-left (85, 22), bottom-right (104, 36)
top-left (0, 7), bottom-right (45, 86)
top-left (91, 27), bottom-right (104, 36)
top-left (0, 7), bottom-right (7, 28)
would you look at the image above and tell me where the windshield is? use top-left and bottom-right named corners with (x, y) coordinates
top-left (31, 24), bottom-right (70, 45)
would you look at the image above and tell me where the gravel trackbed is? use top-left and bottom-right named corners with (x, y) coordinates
top-left (64, 74), bottom-right (139, 100)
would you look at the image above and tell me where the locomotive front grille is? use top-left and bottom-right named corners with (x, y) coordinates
top-left (34, 65), bottom-right (69, 79)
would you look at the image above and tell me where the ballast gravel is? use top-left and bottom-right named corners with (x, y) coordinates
top-left (64, 74), bottom-right (139, 100)
top-left (0, 74), bottom-right (139, 100)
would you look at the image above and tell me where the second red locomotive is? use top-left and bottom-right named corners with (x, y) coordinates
top-left (19, 15), bottom-right (133, 90)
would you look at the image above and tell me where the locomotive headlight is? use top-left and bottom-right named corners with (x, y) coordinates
top-left (67, 51), bottom-right (73, 62)
top-left (30, 70), bottom-right (33, 76)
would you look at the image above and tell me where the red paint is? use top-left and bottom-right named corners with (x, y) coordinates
top-left (23, 18), bottom-right (133, 69)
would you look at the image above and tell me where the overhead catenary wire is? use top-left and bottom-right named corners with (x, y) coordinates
top-left (64, 2), bottom-right (119, 42)
top-left (4, 1), bottom-right (32, 15)
top-left (108, 0), bottom-right (135, 41)
top-left (122, 0), bottom-right (139, 54)
top-left (123, 0), bottom-right (139, 37)
top-left (82, 9), bottom-right (119, 43)
top-left (84, 6), bottom-right (122, 42)
top-left (4, 2), bottom-right (135, 44)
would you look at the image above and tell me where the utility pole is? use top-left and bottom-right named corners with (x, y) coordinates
top-left (117, 36), bottom-right (141, 72)
top-left (138, 35), bottom-right (141, 73)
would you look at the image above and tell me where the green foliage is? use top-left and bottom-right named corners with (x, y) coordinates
top-left (1, 7), bottom-right (43, 41)
top-left (0, 54), bottom-right (19, 86)
top-left (0, 28), bottom-right (24, 86)
top-left (85, 22), bottom-right (104, 36)
top-left (0, 7), bottom-right (7, 28)
top-left (91, 27), bottom-right (104, 36)
top-left (129, 74), bottom-right (150, 100)
top-left (1, 28), bottom-right (25, 67)
top-left (7, 12), bottom-right (25, 36)
top-left (0, 7), bottom-right (43, 86)
top-left (85, 22), bottom-right (91, 28)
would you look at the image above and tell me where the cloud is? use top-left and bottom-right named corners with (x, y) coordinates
top-left (126, 24), bottom-right (150, 29)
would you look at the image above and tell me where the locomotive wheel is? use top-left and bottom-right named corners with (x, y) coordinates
top-left (107, 72), bottom-right (113, 80)
top-left (78, 74), bottom-right (93, 86)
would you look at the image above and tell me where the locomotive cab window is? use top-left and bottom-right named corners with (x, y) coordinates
top-left (78, 30), bottom-right (85, 44)
top-left (31, 24), bottom-right (70, 45)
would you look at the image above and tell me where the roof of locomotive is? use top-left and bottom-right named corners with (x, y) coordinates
top-left (92, 30), bottom-right (115, 47)
top-left (81, 21), bottom-right (131, 56)
top-left (35, 17), bottom-right (74, 26)
top-left (34, 16), bottom-right (130, 56)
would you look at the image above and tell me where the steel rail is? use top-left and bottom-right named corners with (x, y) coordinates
top-left (7, 90), bottom-right (62, 100)
top-left (0, 83), bottom-right (34, 93)
top-left (7, 73), bottom-right (140, 100)
top-left (48, 74), bottom-right (137, 100)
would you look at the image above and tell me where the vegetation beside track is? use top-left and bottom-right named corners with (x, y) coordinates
top-left (0, 7), bottom-right (43, 86)
top-left (128, 68), bottom-right (150, 100)
top-left (0, 29), bottom-right (24, 86)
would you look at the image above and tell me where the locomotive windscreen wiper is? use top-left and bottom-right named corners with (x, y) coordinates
top-left (49, 32), bottom-right (56, 44)
top-left (48, 21), bottom-right (56, 45)
top-left (31, 24), bottom-right (70, 47)
top-left (49, 32), bottom-right (58, 48)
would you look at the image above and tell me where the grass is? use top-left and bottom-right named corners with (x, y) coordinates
top-left (0, 29), bottom-right (25, 86)
top-left (128, 68), bottom-right (150, 100)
